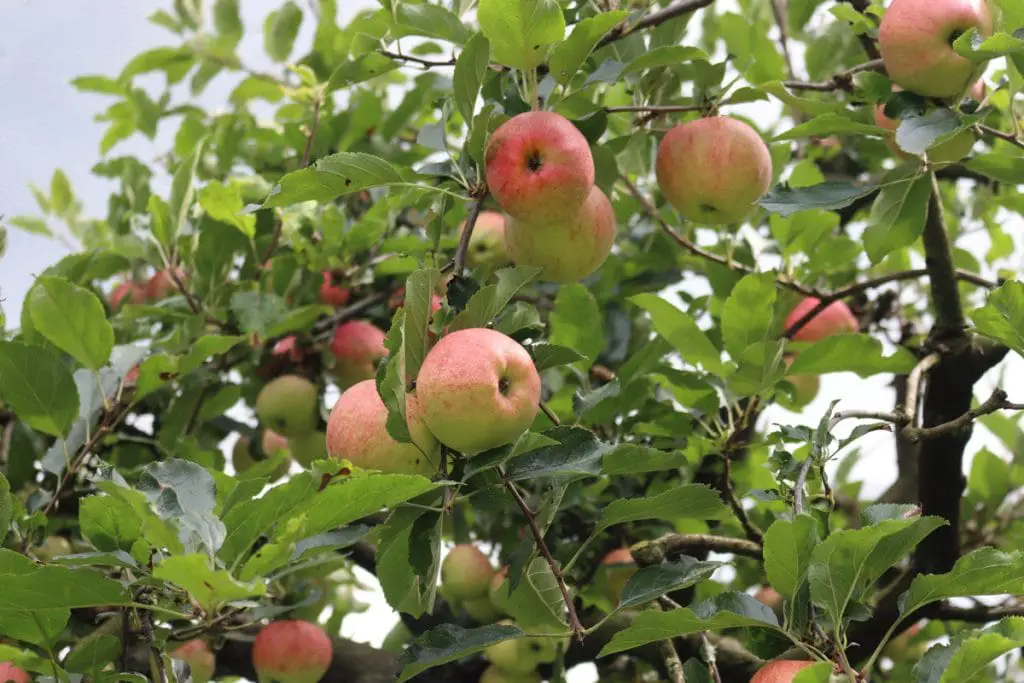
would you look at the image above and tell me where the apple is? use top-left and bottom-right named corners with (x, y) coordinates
top-left (780, 356), bottom-right (820, 409)
top-left (873, 85), bottom-right (978, 162)
top-left (751, 660), bottom-right (814, 683)
top-left (325, 379), bottom-right (440, 476)
top-left (879, 0), bottom-right (993, 99)
top-left (441, 544), bottom-right (494, 600)
top-left (146, 267), bottom-right (187, 301)
top-left (460, 211), bottom-right (511, 269)
top-left (416, 328), bottom-right (541, 455)
top-left (255, 374), bottom-right (319, 437)
top-left (480, 665), bottom-right (542, 683)
top-left (464, 595), bottom-right (503, 623)
top-left (31, 535), bottom-right (73, 561)
top-left (252, 620), bottom-right (333, 683)
top-left (484, 621), bottom-right (562, 675)
top-left (755, 586), bottom-right (785, 615)
top-left (109, 281), bottom-right (146, 309)
top-left (320, 272), bottom-right (351, 307)
top-left (381, 620), bottom-right (413, 654)
top-left (0, 663), bottom-right (30, 683)
top-left (272, 335), bottom-right (304, 362)
top-left (232, 434), bottom-right (291, 480)
top-left (596, 548), bottom-right (638, 605)
top-left (785, 297), bottom-right (858, 342)
top-left (505, 186), bottom-right (617, 283)
top-left (289, 430), bottom-right (329, 468)
top-left (329, 320), bottom-right (387, 390)
top-left (484, 111), bottom-right (595, 224)
top-left (656, 116), bottom-right (773, 225)
top-left (886, 621), bottom-right (927, 660)
top-left (489, 566), bottom-right (511, 614)
top-left (170, 640), bottom-right (215, 683)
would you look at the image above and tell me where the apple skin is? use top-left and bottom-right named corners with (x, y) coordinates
top-left (461, 211), bottom-right (511, 269)
top-left (505, 186), bottom-right (617, 283)
top-left (255, 374), bottom-right (319, 438)
top-left (320, 272), bottom-right (351, 307)
top-left (597, 548), bottom-right (638, 605)
top-left (464, 595), bottom-right (503, 623)
top-left (785, 297), bottom-right (858, 342)
top-left (484, 111), bottom-right (595, 224)
top-left (879, 0), bottom-right (993, 99)
top-left (416, 328), bottom-right (541, 456)
top-left (656, 116), bottom-right (773, 225)
top-left (0, 663), bottom-right (30, 683)
top-left (325, 379), bottom-right (440, 476)
top-left (441, 545), bottom-right (494, 600)
top-left (750, 659), bottom-right (814, 683)
top-left (252, 620), bottom-right (333, 683)
top-left (489, 566), bottom-right (511, 614)
top-left (170, 640), bottom-right (215, 683)
top-left (480, 665), bottom-right (542, 683)
top-left (289, 430), bottom-right (329, 468)
top-left (873, 85), bottom-right (978, 162)
top-left (755, 586), bottom-right (785, 615)
top-left (146, 267), bottom-right (187, 301)
top-left (31, 535), bottom-right (73, 561)
top-left (329, 321), bottom-right (387, 390)
top-left (110, 281), bottom-right (146, 309)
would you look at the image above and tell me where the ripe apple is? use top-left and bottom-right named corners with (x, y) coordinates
top-left (170, 640), bottom-right (215, 683)
top-left (596, 548), bottom-right (638, 605)
top-left (751, 660), bottom-right (814, 683)
top-left (879, 0), bottom-right (993, 99)
top-left (873, 85), bottom-right (977, 162)
top-left (289, 430), bottom-right (328, 468)
top-left (441, 544), bottom-right (494, 600)
top-left (252, 620), bottom-right (333, 683)
top-left (656, 116), bottom-right (773, 224)
top-left (460, 211), bottom-right (511, 270)
top-left (232, 434), bottom-right (291, 480)
top-left (0, 663), bottom-right (30, 683)
top-left (484, 111), bottom-right (595, 224)
top-left (416, 328), bottom-right (541, 455)
top-left (146, 267), bottom-right (187, 301)
top-left (255, 374), bottom-right (319, 437)
top-left (326, 379), bottom-right (440, 476)
top-left (480, 665), bottom-right (542, 683)
top-left (109, 281), bottom-right (146, 309)
top-left (320, 272), bottom-right (351, 307)
top-left (329, 320), bottom-right (387, 390)
top-left (505, 185), bottom-right (617, 283)
top-left (785, 297), bottom-right (858, 343)
top-left (755, 586), bottom-right (785, 615)
top-left (272, 335), bottom-right (304, 362)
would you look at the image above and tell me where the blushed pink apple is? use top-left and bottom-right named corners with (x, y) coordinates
top-left (170, 640), bottom-right (215, 683)
top-left (460, 211), bottom-right (511, 269)
top-left (146, 267), bottom-right (187, 301)
top-left (785, 297), bottom-right (858, 342)
top-left (879, 0), bottom-right (993, 99)
top-left (441, 545), bottom-right (494, 600)
top-left (325, 379), bottom-right (439, 476)
top-left (485, 111), bottom-right (595, 224)
top-left (755, 586), bottom-right (785, 616)
top-left (751, 660), bottom-right (814, 683)
top-left (319, 272), bottom-right (351, 307)
top-left (416, 328), bottom-right (541, 455)
top-left (505, 186), bottom-right (616, 283)
top-left (0, 663), bottom-right (30, 683)
top-left (873, 85), bottom-right (977, 162)
top-left (272, 335), bottom-right (304, 362)
top-left (656, 116), bottom-right (773, 224)
top-left (110, 281), bottom-right (146, 309)
top-left (329, 321), bottom-right (387, 389)
top-left (252, 620), bottom-right (332, 683)
top-left (255, 374), bottom-right (319, 437)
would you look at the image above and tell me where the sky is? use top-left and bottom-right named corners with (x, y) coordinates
top-left (0, 0), bottom-right (1020, 680)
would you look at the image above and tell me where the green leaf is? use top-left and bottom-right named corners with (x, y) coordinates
top-left (377, 507), bottom-right (443, 617)
top-left (230, 291), bottom-right (287, 336)
top-left (764, 515), bottom-right (819, 601)
top-left (900, 548), bottom-right (1024, 616)
top-left (264, 1), bottom-right (303, 62)
top-left (596, 484), bottom-right (731, 533)
top-left (147, 195), bottom-right (173, 249)
top-left (965, 153), bottom-right (1024, 184)
top-left (721, 272), bottom-right (777, 359)
top-left (28, 276), bottom-right (114, 370)
top-left (938, 617), bottom-right (1024, 683)
top-left (70, 75), bottom-right (126, 95)
top-left (219, 473), bottom-right (319, 564)
top-left (120, 46), bottom-right (194, 82)
top-left (65, 633), bottom-right (121, 675)
top-left (548, 11), bottom-right (628, 84)
top-left (170, 140), bottom-right (204, 235)
top-left (0, 473), bottom-right (10, 544)
top-left (953, 28), bottom-right (1024, 61)
top-left (264, 153), bottom-right (423, 208)
top-left (198, 181), bottom-right (256, 237)
top-left (8, 215), bottom-right (51, 237)
top-left (0, 341), bottom-right (79, 438)
top-left (503, 557), bottom-right (567, 630)
top-left (0, 561), bottom-right (130, 610)
top-left (619, 556), bottom-right (724, 609)
top-left (759, 181), bottom-right (879, 217)
top-left (773, 113), bottom-right (883, 141)
top-left (629, 293), bottom-right (722, 374)
top-left (394, 3), bottom-right (471, 44)
top-left (970, 280), bottom-right (1024, 358)
top-left (79, 496), bottom-right (144, 553)
top-left (398, 623), bottom-right (523, 682)
top-left (403, 268), bottom-right (442, 386)
top-left (504, 426), bottom-right (611, 480)
top-left (454, 33), bottom-right (490, 123)
top-left (138, 459), bottom-right (226, 553)
top-left (296, 472), bottom-right (441, 538)
top-left (450, 266), bottom-right (542, 331)
top-left (863, 169), bottom-right (932, 264)
top-left (602, 444), bottom-right (687, 475)
top-left (478, 0), bottom-right (566, 71)
top-left (50, 169), bottom-right (75, 215)
top-left (787, 334), bottom-right (918, 377)
top-left (531, 343), bottom-right (585, 371)
top-left (548, 284), bottom-right (605, 370)
top-left (968, 448), bottom-right (1012, 509)
top-left (326, 53), bottom-right (400, 91)
top-left (154, 554), bottom-right (265, 613)
top-left (214, 0), bottom-right (243, 45)
top-left (894, 109), bottom-right (966, 156)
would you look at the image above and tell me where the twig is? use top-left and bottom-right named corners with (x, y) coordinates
top-left (631, 533), bottom-right (763, 564)
top-left (310, 291), bottom-right (391, 338)
top-left (0, 420), bottom-right (12, 474)
top-left (702, 632), bottom-right (723, 683)
top-left (793, 455), bottom-right (815, 516)
top-left (830, 410), bottom-right (904, 426)
top-left (595, 0), bottom-right (715, 49)
top-left (768, 0), bottom-right (795, 81)
top-left (904, 389), bottom-right (1023, 442)
top-left (977, 123), bottom-right (1024, 150)
top-left (499, 467), bottom-right (584, 640)
top-left (905, 353), bottom-right (941, 428)
top-left (923, 174), bottom-right (967, 336)
top-left (783, 59), bottom-right (885, 92)
top-left (539, 400), bottom-right (561, 426)
top-left (167, 266), bottom-right (202, 315)
top-left (378, 49), bottom-right (456, 69)
top-left (659, 633), bottom-right (687, 683)
top-left (605, 104), bottom-right (703, 114)
top-left (453, 198), bottom-right (485, 275)
top-left (721, 401), bottom-right (764, 544)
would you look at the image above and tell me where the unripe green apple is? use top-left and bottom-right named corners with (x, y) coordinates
top-left (505, 186), bottom-right (617, 283)
top-left (461, 211), bottom-right (511, 270)
top-left (170, 640), bottom-right (215, 683)
top-left (255, 374), bottom-right (319, 438)
top-left (416, 328), bottom-right (541, 455)
top-left (785, 297), bottom-right (858, 343)
top-left (464, 595), bottom-right (503, 623)
top-left (253, 620), bottom-right (332, 683)
top-left (873, 85), bottom-right (977, 162)
top-left (146, 267), bottom-right (188, 301)
top-left (232, 434), bottom-right (291, 480)
top-left (596, 548), bottom-right (637, 605)
top-left (441, 544), bottom-right (494, 600)
top-left (879, 0), bottom-right (993, 99)
top-left (325, 379), bottom-right (440, 476)
top-left (0, 662), bottom-right (30, 683)
top-left (480, 665), bottom-right (541, 683)
top-left (484, 621), bottom-right (563, 674)
top-left (485, 111), bottom-right (595, 224)
top-left (319, 272), bottom-right (350, 307)
top-left (329, 321), bottom-right (387, 390)
top-left (656, 116), bottom-right (773, 225)
top-left (289, 430), bottom-right (328, 468)
top-left (489, 566), bottom-right (510, 614)
top-left (751, 660), bottom-right (814, 683)
top-left (31, 535), bottom-right (73, 561)
top-left (780, 357), bottom-right (820, 409)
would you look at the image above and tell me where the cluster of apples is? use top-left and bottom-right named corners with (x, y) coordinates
top-left (108, 266), bottom-right (187, 309)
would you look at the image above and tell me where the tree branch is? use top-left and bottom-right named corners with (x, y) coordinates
top-left (782, 59), bottom-right (884, 91)
top-left (768, 0), bottom-right (796, 80)
top-left (923, 174), bottom-right (967, 337)
top-left (453, 197), bottom-right (484, 275)
top-left (605, 104), bottom-right (704, 114)
top-left (631, 533), bottom-right (763, 564)
top-left (976, 123), bottom-right (1024, 150)
top-left (595, 0), bottom-right (715, 50)
top-left (658, 627), bottom-right (687, 683)
top-left (310, 291), bottom-right (391, 339)
top-left (925, 600), bottom-right (1024, 622)
top-left (904, 389), bottom-right (1024, 442)
top-left (0, 419), bottom-right (12, 475)
top-left (378, 49), bottom-right (456, 69)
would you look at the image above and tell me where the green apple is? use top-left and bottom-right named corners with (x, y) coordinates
top-left (441, 545), bottom-right (494, 600)
top-left (479, 665), bottom-right (541, 683)
top-left (461, 211), bottom-right (511, 270)
top-left (255, 374), bottom-right (319, 438)
top-left (289, 430), bottom-right (328, 468)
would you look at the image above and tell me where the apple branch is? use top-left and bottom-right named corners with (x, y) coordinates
top-left (768, 0), bottom-right (795, 80)
top-left (605, 104), bottom-right (704, 114)
top-left (657, 623), bottom-right (687, 683)
top-left (903, 388), bottom-right (1024, 442)
top-left (0, 419), bottom-right (13, 475)
top-left (378, 49), bottom-right (456, 69)
top-left (310, 291), bottom-right (391, 339)
top-left (977, 123), bottom-right (1024, 150)
top-left (595, 0), bottom-right (715, 49)
top-left (782, 59), bottom-right (885, 92)
top-left (630, 533), bottom-right (763, 563)
top-left (922, 174), bottom-right (967, 337)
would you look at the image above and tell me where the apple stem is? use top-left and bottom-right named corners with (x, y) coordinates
top-left (539, 400), bottom-right (561, 426)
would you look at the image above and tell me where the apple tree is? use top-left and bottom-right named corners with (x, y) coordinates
top-left (1, 0), bottom-right (1023, 681)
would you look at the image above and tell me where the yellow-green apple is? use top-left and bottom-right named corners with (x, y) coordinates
top-left (255, 374), bottom-right (319, 437)
top-left (441, 545), bottom-right (494, 600)
top-left (464, 595), bottom-right (503, 623)
top-left (480, 665), bottom-right (541, 683)
top-left (460, 211), bottom-right (511, 269)
top-left (489, 566), bottom-right (511, 614)
top-left (596, 548), bottom-right (638, 605)
top-left (483, 627), bottom-right (544, 676)
top-left (110, 281), bottom-right (146, 309)
top-left (656, 116), bottom-right (773, 224)
top-left (31, 535), bottom-right (73, 561)
top-left (879, 0), bottom-right (993, 99)
top-left (505, 186), bottom-right (617, 283)
top-left (252, 620), bottom-right (333, 683)
top-left (325, 379), bottom-right (440, 476)
top-left (319, 272), bottom-right (350, 307)
top-left (785, 297), bottom-right (858, 342)
top-left (146, 267), bottom-right (187, 301)
top-left (232, 434), bottom-right (290, 480)
top-left (751, 660), bottom-right (814, 683)
top-left (0, 663), bottom-right (30, 683)
top-left (416, 328), bottom-right (541, 455)
top-left (170, 640), bottom-right (215, 683)
top-left (873, 84), bottom-right (980, 162)
top-left (329, 321), bottom-right (387, 389)
top-left (780, 356), bottom-right (820, 409)
top-left (289, 430), bottom-right (328, 468)
top-left (484, 111), bottom-right (595, 224)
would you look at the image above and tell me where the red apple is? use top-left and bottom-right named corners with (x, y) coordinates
top-left (460, 211), bottom-right (511, 269)
top-left (485, 111), bottom-right (595, 224)
top-left (505, 185), bottom-right (617, 283)
top-left (0, 663), bottom-right (30, 683)
top-left (441, 545), bottom-right (494, 600)
top-left (873, 85), bottom-right (977, 162)
top-left (170, 640), bottom-right (215, 683)
top-left (879, 0), bottom-right (993, 99)
top-left (785, 297), bottom-right (858, 342)
top-left (109, 281), bottom-right (146, 309)
top-left (751, 659), bottom-right (814, 683)
top-left (253, 620), bottom-right (333, 683)
top-left (416, 328), bottom-right (541, 455)
top-left (319, 272), bottom-right (351, 307)
top-left (596, 548), bottom-right (638, 605)
top-left (656, 116), bottom-right (773, 225)
top-left (272, 335), bottom-right (304, 362)
top-left (325, 379), bottom-right (440, 476)
top-left (329, 321), bottom-right (387, 390)
top-left (389, 287), bottom-right (443, 314)
top-left (146, 267), bottom-right (187, 301)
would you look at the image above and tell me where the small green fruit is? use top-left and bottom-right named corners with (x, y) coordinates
top-left (255, 374), bottom-right (319, 438)
top-left (441, 545), bottom-right (494, 600)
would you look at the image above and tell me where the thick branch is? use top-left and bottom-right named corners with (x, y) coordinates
top-left (923, 175), bottom-right (967, 337)
top-left (595, 0), bottom-right (715, 49)
top-left (926, 600), bottom-right (1024, 622)
top-left (631, 533), bottom-right (763, 564)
